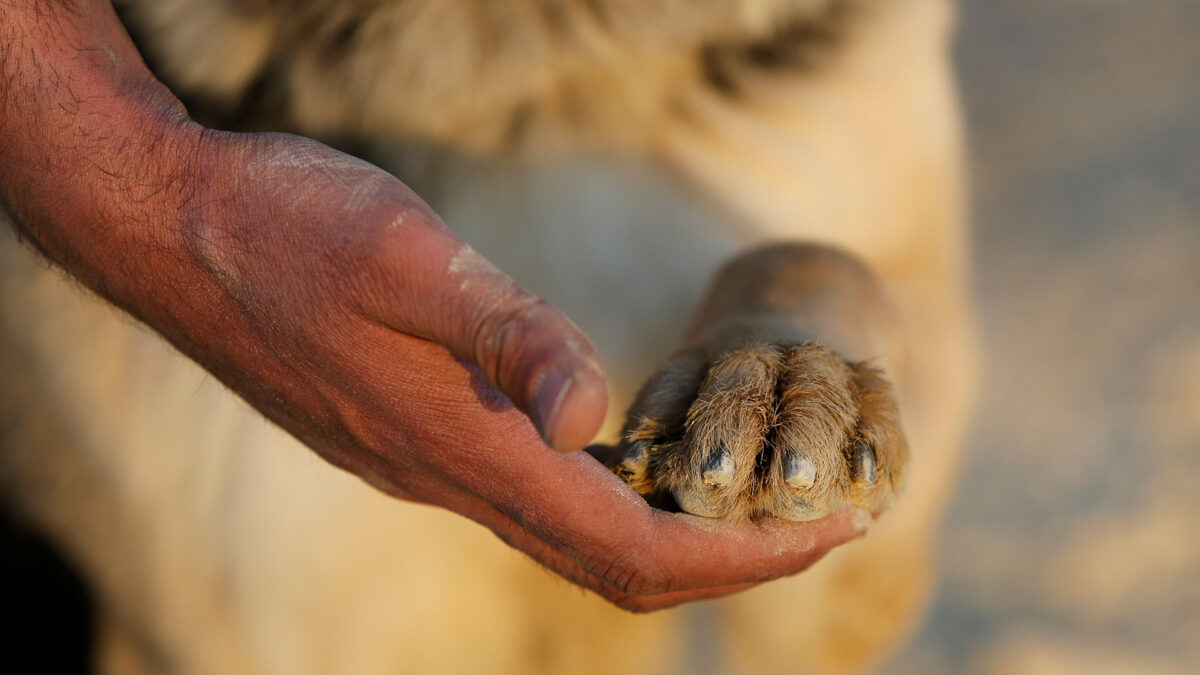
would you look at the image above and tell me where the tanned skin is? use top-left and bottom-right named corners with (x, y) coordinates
top-left (0, 0), bottom-right (869, 611)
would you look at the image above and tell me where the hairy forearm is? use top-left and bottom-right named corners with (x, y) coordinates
top-left (0, 0), bottom-right (292, 435)
top-left (0, 0), bottom-right (202, 305)
top-left (0, 3), bottom-right (383, 476)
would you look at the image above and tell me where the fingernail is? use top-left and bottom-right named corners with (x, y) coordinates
top-left (850, 508), bottom-right (873, 536)
top-left (533, 368), bottom-right (571, 449)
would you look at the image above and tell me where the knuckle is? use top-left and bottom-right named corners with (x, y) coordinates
top-left (586, 548), bottom-right (671, 597)
top-left (471, 295), bottom-right (549, 386)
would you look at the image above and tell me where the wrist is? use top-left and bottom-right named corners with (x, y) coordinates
top-left (0, 0), bottom-right (207, 308)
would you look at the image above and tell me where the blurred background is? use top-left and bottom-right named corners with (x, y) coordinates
top-left (889, 1), bottom-right (1200, 672)
top-left (2, 1), bottom-right (1197, 673)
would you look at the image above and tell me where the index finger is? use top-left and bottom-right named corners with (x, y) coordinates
top-left (479, 448), bottom-right (871, 596)
top-left (431, 478), bottom-right (831, 611)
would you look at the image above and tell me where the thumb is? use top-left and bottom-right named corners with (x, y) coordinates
top-left (375, 221), bottom-right (608, 452)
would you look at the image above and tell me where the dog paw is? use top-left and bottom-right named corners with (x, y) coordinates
top-left (611, 343), bottom-right (906, 521)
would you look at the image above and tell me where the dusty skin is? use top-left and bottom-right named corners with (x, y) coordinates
top-left (0, 0), bottom-right (976, 673)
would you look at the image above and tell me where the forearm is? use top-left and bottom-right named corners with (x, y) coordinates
top-left (0, 0), bottom-right (202, 308)
top-left (0, 0), bottom-right (303, 440)
top-left (686, 243), bottom-right (903, 365)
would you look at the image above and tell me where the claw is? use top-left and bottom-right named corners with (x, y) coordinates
top-left (619, 439), bottom-right (648, 470)
top-left (784, 454), bottom-right (817, 490)
top-left (614, 442), bottom-right (649, 483)
top-left (701, 445), bottom-right (735, 487)
top-left (851, 442), bottom-right (876, 486)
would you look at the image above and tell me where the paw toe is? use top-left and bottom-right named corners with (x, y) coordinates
top-left (614, 342), bottom-right (907, 521)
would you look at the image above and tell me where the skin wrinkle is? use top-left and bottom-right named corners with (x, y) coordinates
top-left (335, 171), bottom-right (393, 216)
top-left (239, 135), bottom-right (387, 214)
top-left (445, 244), bottom-right (572, 412)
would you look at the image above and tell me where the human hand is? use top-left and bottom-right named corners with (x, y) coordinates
top-left (172, 131), bottom-right (872, 609)
top-left (0, 0), bottom-right (872, 611)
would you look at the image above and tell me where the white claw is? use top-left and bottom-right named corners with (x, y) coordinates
top-left (784, 454), bottom-right (817, 490)
top-left (852, 442), bottom-right (876, 486)
top-left (701, 447), bottom-right (735, 487)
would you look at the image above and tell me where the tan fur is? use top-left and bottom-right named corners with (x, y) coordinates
top-left (2, 0), bottom-right (977, 672)
top-left (614, 242), bottom-right (909, 521)
top-left (122, 0), bottom-right (846, 152)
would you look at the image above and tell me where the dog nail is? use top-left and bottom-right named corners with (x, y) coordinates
top-left (701, 445), bottom-right (735, 487)
top-left (851, 442), bottom-right (876, 486)
top-left (784, 454), bottom-right (817, 489)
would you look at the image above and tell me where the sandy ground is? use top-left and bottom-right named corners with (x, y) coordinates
top-left (888, 2), bottom-right (1200, 672)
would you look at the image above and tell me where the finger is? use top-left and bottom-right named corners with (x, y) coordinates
top-left (492, 515), bottom-right (771, 612)
top-left (525, 460), bottom-right (869, 595)
top-left (618, 508), bottom-right (869, 595)
top-left (431, 457), bottom-right (832, 610)
top-left (363, 212), bottom-right (608, 453)
top-left (418, 471), bottom-right (766, 611)
top-left (462, 445), bottom-right (871, 596)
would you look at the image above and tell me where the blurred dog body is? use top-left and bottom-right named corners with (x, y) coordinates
top-left (0, 0), bottom-right (976, 672)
